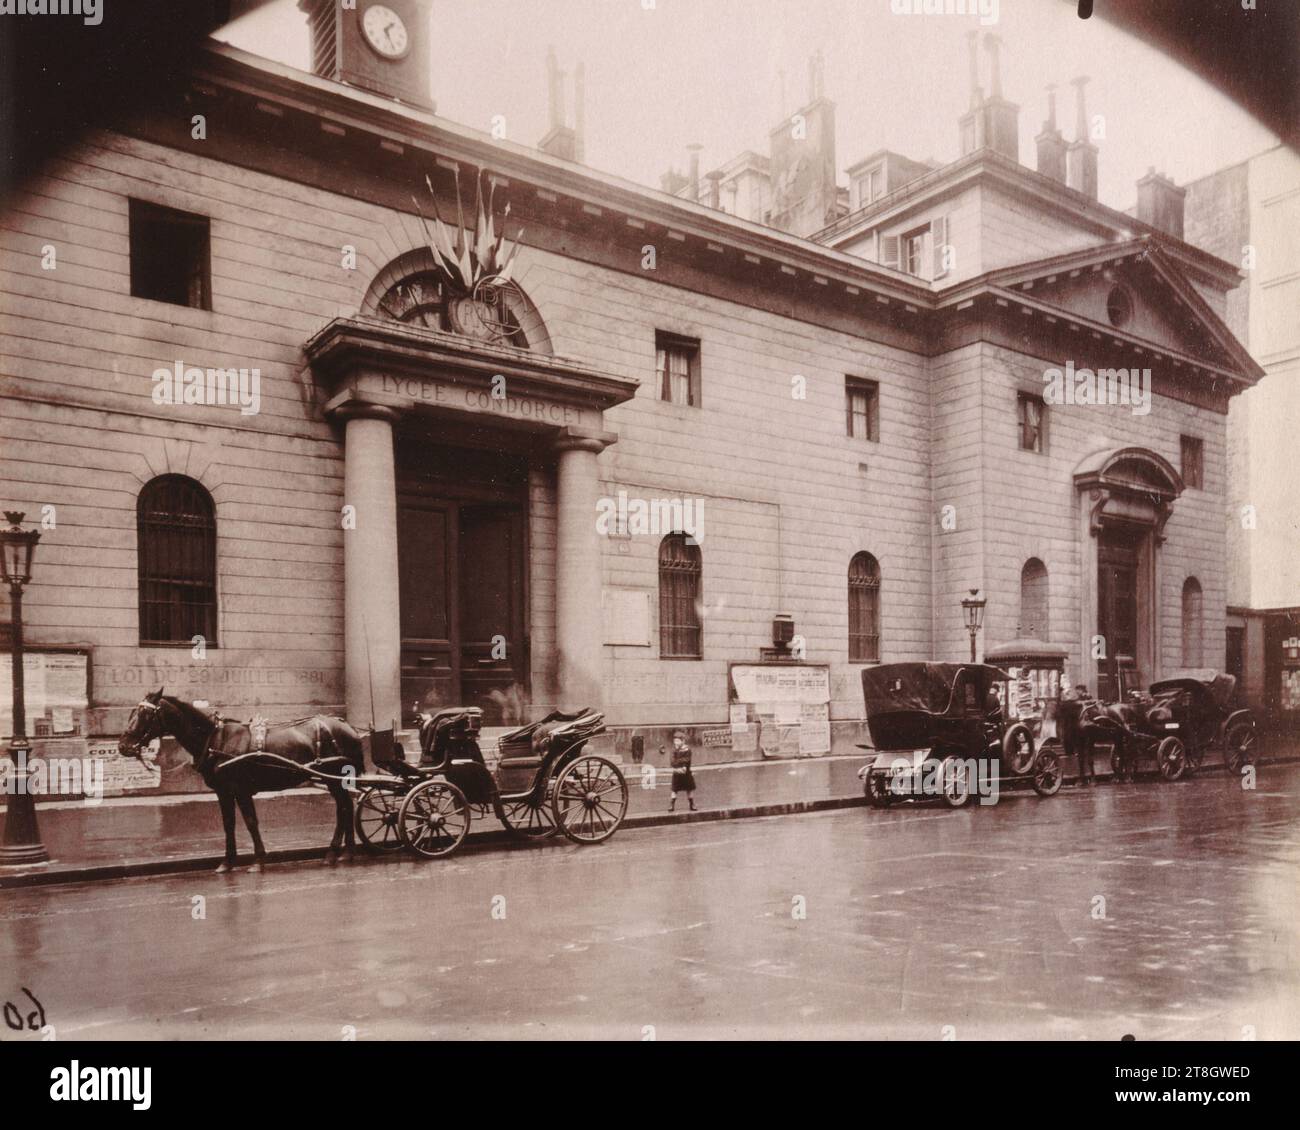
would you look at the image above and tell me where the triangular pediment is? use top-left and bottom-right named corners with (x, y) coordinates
top-left (977, 240), bottom-right (1263, 385)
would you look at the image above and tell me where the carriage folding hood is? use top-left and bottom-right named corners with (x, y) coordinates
top-left (858, 663), bottom-right (1012, 803)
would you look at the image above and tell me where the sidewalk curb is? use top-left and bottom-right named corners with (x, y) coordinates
top-left (0, 794), bottom-right (869, 890)
top-left (3, 754), bottom-right (1294, 892)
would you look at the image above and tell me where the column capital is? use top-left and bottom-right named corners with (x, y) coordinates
top-left (552, 425), bottom-right (617, 455)
top-left (330, 400), bottom-right (402, 426)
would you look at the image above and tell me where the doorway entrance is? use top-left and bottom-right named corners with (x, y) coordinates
top-left (1097, 523), bottom-right (1149, 698)
top-left (396, 441), bottom-right (528, 725)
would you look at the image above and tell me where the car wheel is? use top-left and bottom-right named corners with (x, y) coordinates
top-left (939, 757), bottom-right (971, 808)
top-left (1032, 748), bottom-right (1062, 797)
top-left (1224, 723), bottom-right (1256, 775)
top-left (1157, 736), bottom-right (1186, 781)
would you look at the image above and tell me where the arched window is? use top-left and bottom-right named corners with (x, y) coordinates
top-left (1019, 558), bottom-right (1050, 639)
top-left (1182, 577), bottom-right (1204, 667)
top-left (138, 475), bottom-right (217, 645)
top-left (658, 533), bottom-right (702, 659)
top-left (848, 552), bottom-right (881, 663)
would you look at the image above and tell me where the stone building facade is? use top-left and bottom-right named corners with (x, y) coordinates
top-left (0, 6), bottom-right (1263, 779)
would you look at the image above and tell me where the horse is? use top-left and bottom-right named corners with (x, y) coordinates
top-left (118, 688), bottom-right (365, 873)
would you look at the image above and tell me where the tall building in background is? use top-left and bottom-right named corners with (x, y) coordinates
top-left (1186, 146), bottom-right (1300, 721)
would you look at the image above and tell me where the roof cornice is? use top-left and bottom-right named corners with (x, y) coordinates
top-left (193, 42), bottom-right (933, 307)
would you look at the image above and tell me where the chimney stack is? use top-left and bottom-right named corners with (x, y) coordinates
top-left (538, 45), bottom-right (581, 162)
top-left (705, 170), bottom-right (723, 211)
top-left (966, 30), bottom-right (982, 110)
top-left (985, 33), bottom-right (1003, 99)
top-left (686, 144), bottom-right (703, 203)
top-left (573, 61), bottom-right (586, 163)
top-left (1136, 167), bottom-right (1186, 240)
top-left (1035, 84), bottom-right (1068, 184)
top-left (979, 33), bottom-right (1019, 162)
top-left (1065, 76), bottom-right (1098, 200)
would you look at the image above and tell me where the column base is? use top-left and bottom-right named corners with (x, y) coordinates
top-left (0, 843), bottom-right (50, 867)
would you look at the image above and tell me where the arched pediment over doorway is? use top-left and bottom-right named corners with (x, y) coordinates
top-left (1074, 446), bottom-right (1185, 539)
top-left (359, 247), bottom-right (554, 355)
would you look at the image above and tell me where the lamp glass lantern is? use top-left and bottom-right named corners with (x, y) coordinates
top-left (961, 589), bottom-right (987, 634)
top-left (1, 512), bottom-right (39, 587)
top-left (961, 588), bottom-right (987, 663)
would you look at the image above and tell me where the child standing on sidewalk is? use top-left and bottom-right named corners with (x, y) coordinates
top-left (665, 729), bottom-right (697, 812)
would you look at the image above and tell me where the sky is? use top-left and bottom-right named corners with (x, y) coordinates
top-left (215, 0), bottom-right (1280, 211)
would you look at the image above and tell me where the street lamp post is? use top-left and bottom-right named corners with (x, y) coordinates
top-left (0, 511), bottom-right (48, 867)
top-left (961, 588), bottom-right (987, 664)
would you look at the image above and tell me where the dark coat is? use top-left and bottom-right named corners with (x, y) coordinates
top-left (670, 744), bottom-right (696, 792)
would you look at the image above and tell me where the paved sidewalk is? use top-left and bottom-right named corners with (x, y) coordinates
top-left (3, 740), bottom-right (1295, 889)
top-left (0, 754), bottom-right (870, 887)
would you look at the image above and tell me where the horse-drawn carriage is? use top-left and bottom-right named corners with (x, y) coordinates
top-left (1060, 667), bottom-right (1258, 782)
top-left (118, 690), bottom-right (629, 869)
top-left (355, 705), bottom-right (629, 857)
top-left (856, 662), bottom-right (1063, 808)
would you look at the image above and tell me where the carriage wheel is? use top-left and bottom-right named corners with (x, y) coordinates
top-left (1002, 723), bottom-right (1036, 776)
top-left (500, 795), bottom-right (559, 839)
top-left (1157, 736), bottom-right (1187, 781)
top-left (355, 786), bottom-right (405, 853)
top-left (864, 771), bottom-right (892, 808)
top-left (1224, 723), bottom-right (1256, 775)
top-left (939, 757), bottom-right (971, 808)
top-left (1031, 748), bottom-right (1063, 797)
top-left (398, 779), bottom-right (470, 858)
top-left (551, 756), bottom-right (629, 844)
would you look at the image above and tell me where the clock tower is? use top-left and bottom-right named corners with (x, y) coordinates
top-left (299, 0), bottom-right (434, 111)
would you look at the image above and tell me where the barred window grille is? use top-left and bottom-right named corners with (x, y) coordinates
top-left (658, 533), bottom-right (702, 659)
top-left (138, 475), bottom-right (218, 645)
top-left (848, 552), bottom-right (881, 663)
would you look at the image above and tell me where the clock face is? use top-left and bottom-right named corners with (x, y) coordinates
top-left (361, 5), bottom-right (410, 59)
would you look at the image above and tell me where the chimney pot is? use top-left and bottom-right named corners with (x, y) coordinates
top-left (687, 143), bottom-right (703, 203)
top-left (1065, 76), bottom-right (1098, 200)
top-left (966, 30), bottom-right (982, 109)
top-left (1136, 168), bottom-right (1186, 240)
top-left (983, 33), bottom-right (1003, 100)
top-left (706, 170), bottom-right (723, 211)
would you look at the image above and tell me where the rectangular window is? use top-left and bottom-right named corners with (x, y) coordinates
top-left (904, 226), bottom-right (925, 276)
top-left (129, 199), bottom-right (211, 310)
top-left (1181, 435), bottom-right (1204, 490)
top-left (655, 332), bottom-right (700, 407)
top-left (1018, 392), bottom-right (1046, 453)
top-left (845, 377), bottom-right (879, 442)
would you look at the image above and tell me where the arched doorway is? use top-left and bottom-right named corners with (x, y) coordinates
top-left (1074, 447), bottom-right (1185, 697)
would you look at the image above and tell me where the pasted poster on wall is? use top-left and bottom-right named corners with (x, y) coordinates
top-left (0, 649), bottom-right (91, 739)
top-left (728, 664), bottom-right (831, 757)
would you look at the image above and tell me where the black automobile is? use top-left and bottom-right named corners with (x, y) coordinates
top-left (856, 662), bottom-right (1062, 808)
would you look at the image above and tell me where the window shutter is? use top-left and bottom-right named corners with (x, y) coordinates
top-left (880, 234), bottom-right (900, 270)
top-left (931, 216), bottom-right (950, 279)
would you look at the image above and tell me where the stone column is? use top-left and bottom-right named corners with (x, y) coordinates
top-left (337, 403), bottom-right (403, 732)
top-left (553, 427), bottom-right (615, 710)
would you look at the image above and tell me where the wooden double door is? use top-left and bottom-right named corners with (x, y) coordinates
top-left (1096, 523), bottom-right (1149, 699)
top-left (396, 445), bottom-right (528, 725)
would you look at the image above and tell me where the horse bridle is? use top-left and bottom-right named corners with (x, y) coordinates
top-left (121, 697), bottom-right (164, 757)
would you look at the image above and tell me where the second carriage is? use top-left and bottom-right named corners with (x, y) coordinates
top-left (353, 706), bottom-right (630, 857)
